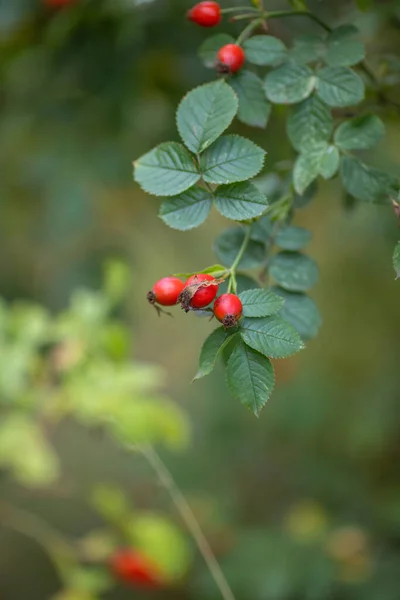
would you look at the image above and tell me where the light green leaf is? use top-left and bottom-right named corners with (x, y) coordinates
top-left (264, 63), bottom-right (315, 104)
top-left (393, 242), bottom-right (400, 280)
top-left (214, 227), bottom-right (266, 269)
top-left (176, 80), bottom-right (238, 154)
top-left (319, 145), bottom-right (340, 179)
top-left (200, 135), bottom-right (265, 185)
top-left (243, 35), bottom-right (287, 66)
top-left (240, 315), bottom-right (304, 359)
top-left (290, 34), bottom-right (325, 65)
top-left (229, 70), bottom-right (271, 129)
top-left (334, 114), bottom-right (385, 150)
top-left (239, 288), bottom-right (284, 317)
top-left (316, 67), bottom-right (365, 107)
top-left (199, 34), bottom-right (235, 68)
top-left (194, 327), bottom-right (238, 381)
top-left (133, 142), bottom-right (200, 196)
top-left (325, 26), bottom-right (365, 67)
top-left (340, 155), bottom-right (397, 203)
top-left (270, 251), bottom-right (319, 292)
top-left (273, 287), bottom-right (322, 340)
top-left (159, 187), bottom-right (212, 230)
top-left (173, 264), bottom-right (227, 278)
top-left (276, 226), bottom-right (312, 251)
top-left (214, 181), bottom-right (268, 221)
top-left (287, 95), bottom-right (333, 151)
top-left (226, 342), bottom-right (275, 416)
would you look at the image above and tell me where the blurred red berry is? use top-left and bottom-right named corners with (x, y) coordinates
top-left (44, 0), bottom-right (77, 7)
top-left (214, 293), bottom-right (243, 327)
top-left (217, 44), bottom-right (245, 73)
top-left (110, 549), bottom-right (161, 588)
top-left (187, 2), bottom-right (221, 27)
top-left (147, 276), bottom-right (185, 306)
top-left (182, 274), bottom-right (219, 309)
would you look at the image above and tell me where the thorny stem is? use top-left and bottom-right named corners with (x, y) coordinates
top-left (140, 446), bottom-right (236, 600)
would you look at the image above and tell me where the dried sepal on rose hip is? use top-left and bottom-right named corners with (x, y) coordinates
top-left (187, 1), bottom-right (221, 27)
top-left (216, 44), bottom-right (245, 74)
top-left (110, 548), bottom-right (162, 589)
top-left (213, 293), bottom-right (243, 327)
top-left (179, 274), bottom-right (220, 311)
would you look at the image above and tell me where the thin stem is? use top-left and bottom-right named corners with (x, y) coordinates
top-left (236, 18), bottom-right (262, 45)
top-left (230, 226), bottom-right (252, 274)
top-left (141, 446), bottom-right (236, 600)
top-left (263, 9), bottom-right (332, 32)
top-left (220, 6), bottom-right (258, 14)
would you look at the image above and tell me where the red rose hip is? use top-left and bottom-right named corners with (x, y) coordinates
top-left (110, 549), bottom-right (161, 588)
top-left (180, 274), bottom-right (219, 310)
top-left (214, 293), bottom-right (243, 327)
top-left (217, 44), bottom-right (245, 73)
top-left (187, 2), bottom-right (221, 27)
top-left (147, 277), bottom-right (184, 306)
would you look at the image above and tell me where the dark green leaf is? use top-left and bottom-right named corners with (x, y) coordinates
top-left (239, 288), bottom-right (284, 317)
top-left (159, 187), bottom-right (212, 230)
top-left (340, 155), bottom-right (397, 203)
top-left (316, 67), bottom-right (365, 107)
top-left (194, 327), bottom-right (238, 380)
top-left (270, 251), bottom-right (319, 292)
top-left (200, 135), bottom-right (265, 185)
top-left (214, 227), bottom-right (266, 269)
top-left (334, 114), bottom-right (385, 150)
top-left (214, 181), bottom-right (268, 221)
top-left (229, 70), bottom-right (271, 129)
top-left (273, 287), bottom-right (322, 340)
top-left (325, 26), bottom-right (365, 67)
top-left (226, 342), bottom-right (275, 416)
top-left (133, 142), bottom-right (200, 197)
top-left (393, 242), bottom-right (400, 280)
top-left (264, 63), bottom-right (315, 105)
top-left (293, 181), bottom-right (318, 209)
top-left (287, 95), bottom-right (333, 151)
top-left (243, 35), bottom-right (287, 67)
top-left (240, 315), bottom-right (304, 359)
top-left (276, 226), bottom-right (312, 251)
top-left (250, 213), bottom-right (273, 243)
top-left (176, 80), bottom-right (238, 154)
top-left (198, 34), bottom-right (235, 68)
top-left (290, 34), bottom-right (325, 65)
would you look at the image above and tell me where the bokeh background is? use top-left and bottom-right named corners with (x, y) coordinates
top-left (1, 0), bottom-right (400, 599)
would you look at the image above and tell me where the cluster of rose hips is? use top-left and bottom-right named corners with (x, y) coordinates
top-left (148, 274), bottom-right (243, 328)
top-left (187, 1), bottom-right (245, 73)
top-left (110, 548), bottom-right (161, 589)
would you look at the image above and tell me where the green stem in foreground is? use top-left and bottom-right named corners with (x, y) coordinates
top-left (236, 17), bottom-right (263, 45)
top-left (263, 9), bottom-right (332, 32)
top-left (220, 6), bottom-right (259, 14)
top-left (228, 226), bottom-right (252, 293)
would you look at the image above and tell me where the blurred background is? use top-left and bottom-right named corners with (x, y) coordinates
top-left (1, 0), bottom-right (400, 599)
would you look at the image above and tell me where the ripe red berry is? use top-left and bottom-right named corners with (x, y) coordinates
top-left (187, 2), bottom-right (221, 27)
top-left (180, 274), bottom-right (219, 309)
top-left (147, 277), bottom-right (184, 306)
top-left (110, 549), bottom-right (161, 588)
top-left (216, 44), bottom-right (245, 74)
top-left (214, 293), bottom-right (243, 327)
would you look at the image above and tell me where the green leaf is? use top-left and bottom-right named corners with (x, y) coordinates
top-left (133, 142), bottom-right (200, 197)
top-left (199, 34), bottom-right (235, 68)
top-left (194, 327), bottom-right (238, 381)
top-left (273, 287), bottom-right (322, 340)
top-left (250, 213), bottom-right (273, 242)
top-left (240, 315), bottom-right (304, 359)
top-left (229, 70), bottom-right (271, 129)
top-left (355, 0), bottom-right (373, 10)
top-left (159, 187), bottom-right (212, 230)
top-left (319, 145), bottom-right (340, 179)
top-left (243, 35), bottom-right (287, 66)
top-left (393, 242), bottom-right (400, 280)
top-left (214, 181), bottom-right (268, 221)
top-left (214, 227), bottom-right (266, 269)
top-left (264, 63), bottom-right (315, 104)
top-left (176, 80), bottom-right (238, 154)
top-left (290, 34), bottom-right (325, 65)
top-left (293, 180), bottom-right (318, 209)
top-left (226, 342), bottom-right (274, 416)
top-left (276, 226), bottom-right (312, 251)
top-left (287, 95), bottom-right (333, 151)
top-left (334, 114), bottom-right (385, 150)
top-left (340, 155), bottom-right (397, 203)
top-left (200, 135), bottom-right (265, 185)
top-left (316, 67), bottom-right (364, 107)
top-left (239, 288), bottom-right (284, 317)
top-left (325, 26), bottom-right (365, 67)
top-left (173, 264), bottom-right (227, 278)
top-left (270, 251), bottom-right (319, 292)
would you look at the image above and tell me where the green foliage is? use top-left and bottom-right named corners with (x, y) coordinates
top-left (393, 242), bottom-right (400, 279)
top-left (243, 36), bottom-right (287, 67)
top-left (264, 63), bottom-right (315, 104)
top-left (159, 188), bottom-right (213, 231)
top-left (239, 289), bottom-right (284, 317)
top-left (229, 70), bottom-right (271, 128)
top-left (214, 182), bottom-right (268, 221)
top-left (334, 114), bottom-right (385, 150)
